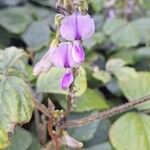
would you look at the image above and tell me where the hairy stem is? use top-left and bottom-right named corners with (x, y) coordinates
top-left (33, 96), bottom-right (51, 118)
top-left (58, 95), bottom-right (150, 128)
top-left (65, 68), bottom-right (78, 117)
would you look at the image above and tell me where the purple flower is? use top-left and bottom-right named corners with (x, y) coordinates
top-left (61, 70), bottom-right (73, 90)
top-left (60, 12), bottom-right (95, 41)
top-left (51, 41), bottom-right (85, 68)
top-left (33, 48), bottom-right (53, 75)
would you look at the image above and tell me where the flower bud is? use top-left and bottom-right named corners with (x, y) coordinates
top-left (61, 70), bottom-right (73, 90)
top-left (54, 14), bottom-right (64, 27)
top-left (78, 0), bottom-right (89, 13)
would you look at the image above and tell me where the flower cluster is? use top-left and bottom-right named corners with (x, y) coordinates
top-left (33, 12), bottom-right (95, 89)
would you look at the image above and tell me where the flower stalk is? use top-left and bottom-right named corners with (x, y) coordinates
top-left (59, 95), bottom-right (150, 128)
top-left (32, 91), bottom-right (150, 128)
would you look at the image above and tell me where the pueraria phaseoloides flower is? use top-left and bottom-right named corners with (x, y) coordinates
top-left (60, 12), bottom-right (95, 41)
top-left (33, 41), bottom-right (85, 75)
top-left (50, 41), bottom-right (85, 68)
top-left (33, 11), bottom-right (95, 89)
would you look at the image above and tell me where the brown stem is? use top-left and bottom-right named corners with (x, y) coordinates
top-left (48, 120), bottom-right (61, 150)
top-left (33, 96), bottom-right (51, 118)
top-left (59, 95), bottom-right (150, 128)
top-left (40, 115), bottom-right (47, 145)
top-left (65, 68), bottom-right (78, 117)
top-left (34, 109), bottom-right (42, 143)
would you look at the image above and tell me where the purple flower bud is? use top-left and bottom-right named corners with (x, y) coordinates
top-left (33, 48), bottom-right (53, 75)
top-left (61, 70), bottom-right (73, 90)
top-left (60, 12), bottom-right (95, 41)
top-left (51, 41), bottom-right (85, 68)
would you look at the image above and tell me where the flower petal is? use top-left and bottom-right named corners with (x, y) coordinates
top-left (51, 42), bottom-right (77, 68)
top-left (60, 12), bottom-right (95, 41)
top-left (62, 131), bottom-right (83, 149)
top-left (61, 70), bottom-right (73, 90)
top-left (77, 13), bottom-right (95, 40)
top-left (65, 135), bottom-right (83, 148)
top-left (66, 43), bottom-right (77, 68)
top-left (72, 41), bottom-right (85, 63)
top-left (33, 48), bottom-right (52, 75)
top-left (60, 13), bottom-right (77, 41)
top-left (51, 42), bottom-right (68, 67)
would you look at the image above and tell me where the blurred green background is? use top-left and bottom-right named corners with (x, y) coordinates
top-left (0, 0), bottom-right (150, 150)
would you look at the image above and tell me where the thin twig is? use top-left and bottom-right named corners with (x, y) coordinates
top-left (31, 87), bottom-right (150, 129)
top-left (33, 96), bottom-right (51, 118)
top-left (59, 95), bottom-right (150, 128)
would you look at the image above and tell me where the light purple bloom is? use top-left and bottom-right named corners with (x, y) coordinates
top-left (51, 41), bottom-right (85, 68)
top-left (61, 131), bottom-right (83, 148)
top-left (33, 48), bottom-right (53, 75)
top-left (60, 12), bottom-right (95, 41)
top-left (61, 70), bottom-right (73, 90)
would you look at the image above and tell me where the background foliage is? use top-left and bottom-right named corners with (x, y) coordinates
top-left (0, 0), bottom-right (150, 150)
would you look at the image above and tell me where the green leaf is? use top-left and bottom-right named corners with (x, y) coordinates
top-left (89, 0), bottom-right (105, 12)
top-left (142, 0), bottom-right (150, 9)
top-left (132, 18), bottom-right (150, 43)
top-left (33, 46), bottom-right (48, 64)
top-left (27, 136), bottom-right (41, 150)
top-left (118, 72), bottom-right (150, 110)
top-left (110, 49), bottom-right (137, 65)
top-left (136, 47), bottom-right (150, 59)
top-left (22, 21), bottom-right (51, 50)
top-left (23, 4), bottom-right (51, 20)
top-left (106, 78), bottom-right (122, 96)
top-left (0, 76), bottom-right (34, 132)
top-left (83, 32), bottom-right (105, 51)
top-left (0, 0), bottom-right (26, 6)
top-left (113, 67), bottom-right (137, 81)
top-left (74, 89), bottom-right (109, 112)
top-left (109, 113), bottom-right (150, 150)
top-left (84, 142), bottom-right (112, 150)
top-left (37, 67), bottom-right (87, 96)
top-left (7, 127), bottom-right (32, 150)
top-left (67, 112), bottom-right (100, 141)
top-left (58, 88), bottom-right (109, 112)
top-left (37, 67), bottom-right (67, 95)
top-left (84, 119), bottom-right (111, 149)
top-left (0, 27), bottom-right (12, 49)
top-left (0, 127), bottom-right (10, 149)
top-left (30, 0), bottom-right (55, 8)
top-left (74, 67), bottom-right (87, 96)
top-left (92, 70), bottom-right (111, 84)
top-left (0, 47), bottom-right (27, 76)
top-left (67, 117), bottom-right (111, 148)
top-left (0, 8), bottom-right (31, 34)
top-left (25, 65), bottom-right (36, 82)
top-left (103, 19), bottom-right (126, 35)
top-left (93, 14), bottom-right (105, 31)
top-left (106, 58), bottom-right (126, 73)
top-left (111, 23), bottom-right (141, 48)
